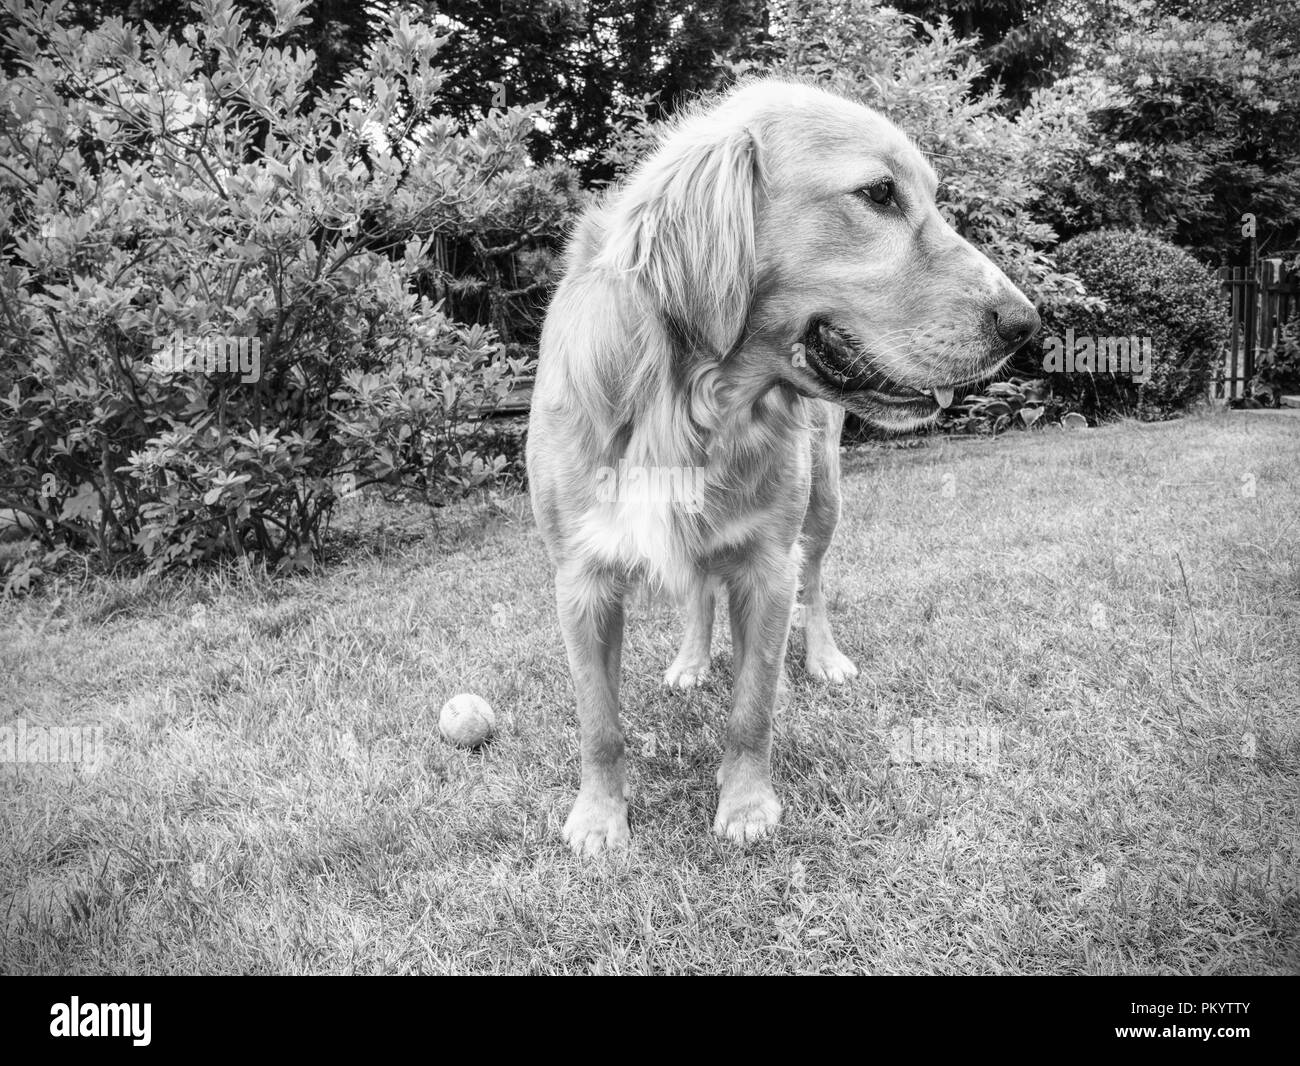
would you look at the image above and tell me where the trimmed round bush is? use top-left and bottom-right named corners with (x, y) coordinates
top-left (1034, 230), bottom-right (1228, 419)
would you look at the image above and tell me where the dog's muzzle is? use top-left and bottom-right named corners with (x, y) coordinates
top-left (801, 321), bottom-right (955, 410)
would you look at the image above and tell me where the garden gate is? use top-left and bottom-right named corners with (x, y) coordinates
top-left (1214, 256), bottom-right (1299, 400)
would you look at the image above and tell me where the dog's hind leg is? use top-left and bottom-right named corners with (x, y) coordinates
top-left (663, 577), bottom-right (715, 689)
top-left (555, 562), bottom-right (631, 855)
top-left (800, 406), bottom-right (859, 685)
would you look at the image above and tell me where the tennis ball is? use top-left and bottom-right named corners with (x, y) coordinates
top-left (439, 693), bottom-right (495, 748)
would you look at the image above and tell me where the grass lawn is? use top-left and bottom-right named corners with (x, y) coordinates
top-left (1, 408), bottom-right (1297, 974)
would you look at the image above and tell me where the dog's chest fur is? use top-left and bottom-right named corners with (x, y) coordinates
top-left (568, 400), bottom-right (814, 595)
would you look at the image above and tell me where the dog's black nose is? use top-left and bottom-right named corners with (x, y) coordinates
top-left (991, 300), bottom-right (1040, 349)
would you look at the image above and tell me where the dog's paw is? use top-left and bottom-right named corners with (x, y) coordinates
top-left (562, 792), bottom-right (630, 857)
top-left (713, 780), bottom-right (782, 843)
top-left (663, 655), bottom-right (711, 690)
top-left (805, 647), bottom-right (858, 685)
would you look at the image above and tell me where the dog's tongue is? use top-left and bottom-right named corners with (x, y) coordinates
top-left (933, 387), bottom-right (954, 409)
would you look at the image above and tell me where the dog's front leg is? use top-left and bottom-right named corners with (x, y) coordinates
top-left (714, 551), bottom-right (797, 841)
top-left (555, 564), bottom-right (630, 856)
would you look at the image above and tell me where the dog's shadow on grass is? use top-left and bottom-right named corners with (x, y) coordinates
top-left (603, 642), bottom-right (877, 846)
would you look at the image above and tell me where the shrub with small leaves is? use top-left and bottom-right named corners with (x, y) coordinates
top-left (0, 0), bottom-right (578, 583)
top-left (1036, 229), bottom-right (1228, 420)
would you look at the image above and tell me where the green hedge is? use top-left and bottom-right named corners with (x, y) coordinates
top-left (1033, 230), bottom-right (1228, 419)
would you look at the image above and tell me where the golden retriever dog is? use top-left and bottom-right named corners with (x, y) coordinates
top-left (526, 78), bottom-right (1039, 854)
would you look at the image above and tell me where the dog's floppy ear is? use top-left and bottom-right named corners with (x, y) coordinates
top-left (598, 122), bottom-right (759, 356)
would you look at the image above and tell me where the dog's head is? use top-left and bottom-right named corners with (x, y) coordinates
top-left (599, 79), bottom-right (1039, 432)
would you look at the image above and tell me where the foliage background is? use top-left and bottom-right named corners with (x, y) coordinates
top-left (2, 0), bottom-right (1296, 581)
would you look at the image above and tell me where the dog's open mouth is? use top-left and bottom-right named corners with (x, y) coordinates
top-left (802, 321), bottom-right (955, 411)
top-left (795, 318), bottom-right (961, 410)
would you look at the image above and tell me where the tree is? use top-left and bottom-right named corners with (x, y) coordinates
top-left (883, 0), bottom-right (1078, 105)
top-left (427, 1), bottom-right (769, 183)
top-left (1023, 0), bottom-right (1300, 261)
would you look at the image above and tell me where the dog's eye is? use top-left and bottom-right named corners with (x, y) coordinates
top-left (858, 179), bottom-right (896, 207)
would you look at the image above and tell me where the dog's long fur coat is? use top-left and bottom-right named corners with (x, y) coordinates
top-left (527, 78), bottom-right (1039, 853)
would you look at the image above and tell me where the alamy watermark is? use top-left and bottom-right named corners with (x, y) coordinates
top-left (1042, 330), bottom-right (1152, 382)
top-left (594, 459), bottom-right (704, 514)
top-left (50, 998), bottom-right (150, 1046)
top-left (151, 330), bottom-right (262, 383)
top-left (1, 718), bottom-right (104, 771)
top-left (888, 719), bottom-right (1000, 768)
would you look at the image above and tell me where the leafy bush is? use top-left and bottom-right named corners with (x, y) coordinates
top-left (942, 377), bottom-right (1068, 435)
top-left (0, 0), bottom-right (577, 582)
top-left (1021, 4), bottom-right (1300, 262)
top-left (1036, 229), bottom-right (1228, 420)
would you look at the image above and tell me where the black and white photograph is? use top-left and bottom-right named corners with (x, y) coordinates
top-left (0, 0), bottom-right (1297, 998)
